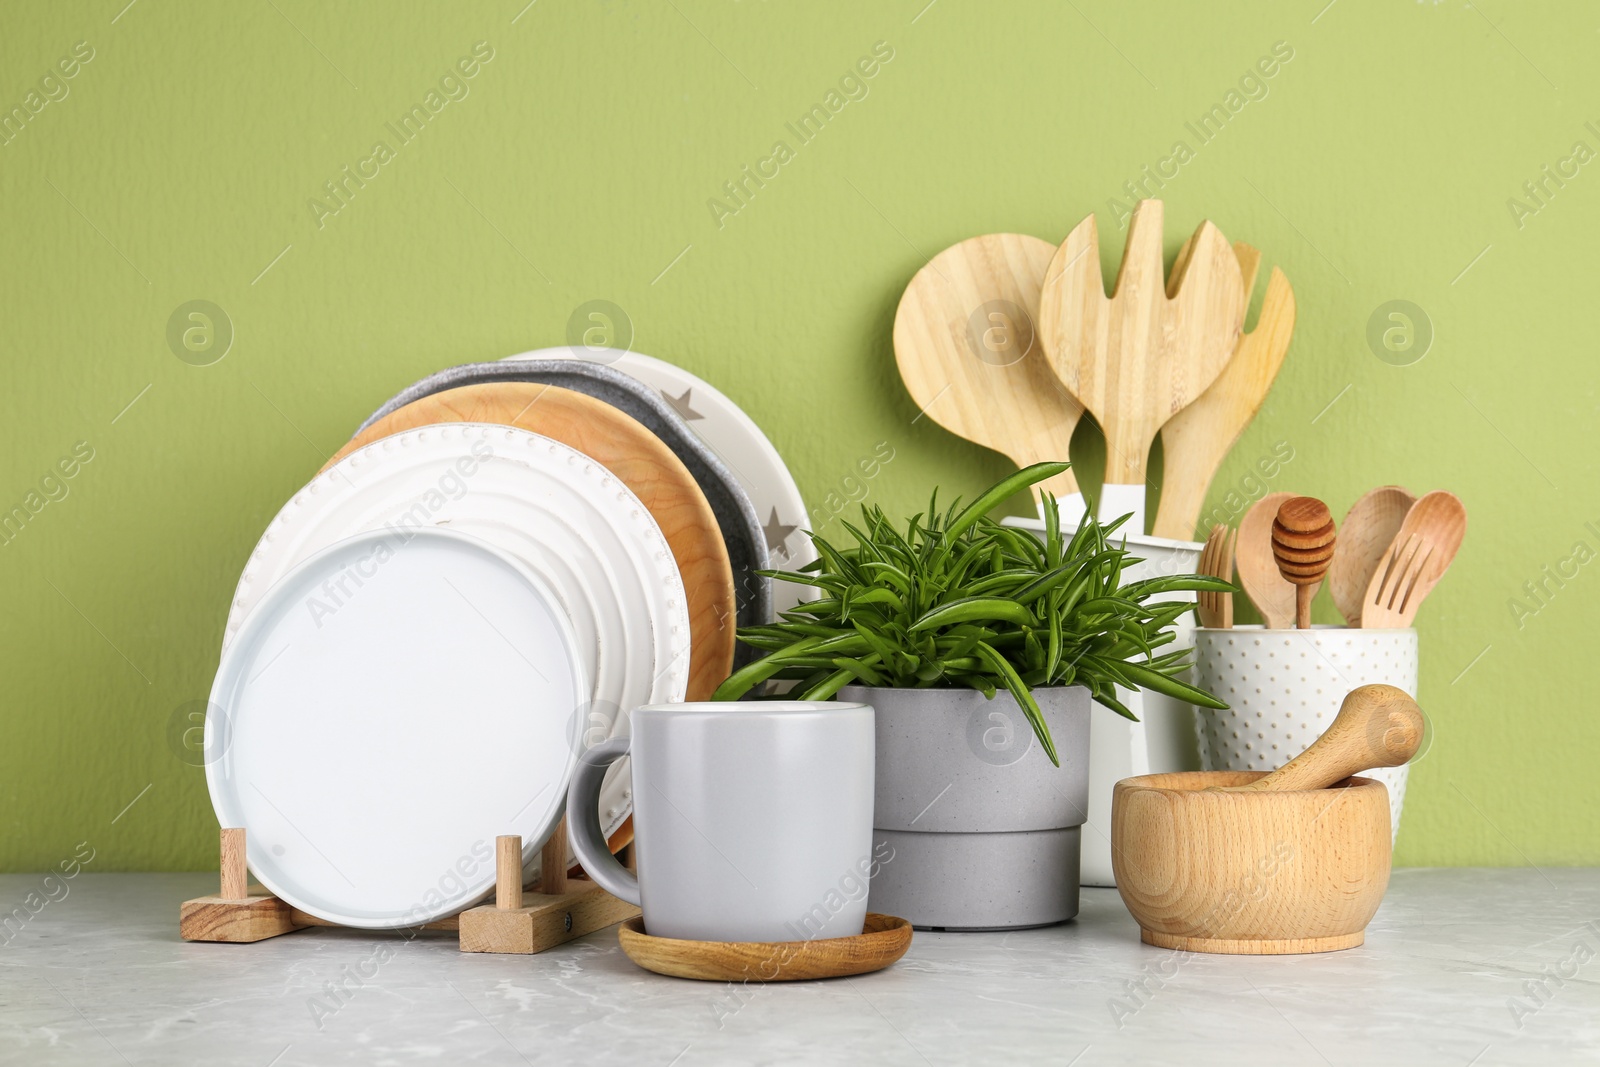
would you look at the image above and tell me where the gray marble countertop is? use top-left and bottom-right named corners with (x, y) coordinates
top-left (1, 869), bottom-right (1595, 1065)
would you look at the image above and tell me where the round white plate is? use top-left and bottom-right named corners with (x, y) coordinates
top-left (506, 347), bottom-right (818, 614)
top-left (224, 424), bottom-right (690, 846)
top-left (207, 528), bottom-right (586, 928)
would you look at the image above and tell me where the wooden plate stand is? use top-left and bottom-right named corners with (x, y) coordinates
top-left (179, 820), bottom-right (639, 954)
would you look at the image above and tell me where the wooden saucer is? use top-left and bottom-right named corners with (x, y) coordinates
top-left (617, 913), bottom-right (912, 981)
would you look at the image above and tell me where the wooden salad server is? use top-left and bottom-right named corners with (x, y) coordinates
top-left (1150, 243), bottom-right (1296, 541)
top-left (894, 234), bottom-right (1087, 517)
top-left (1271, 496), bottom-right (1336, 629)
top-left (1037, 200), bottom-right (1245, 534)
top-left (1220, 684), bottom-right (1424, 793)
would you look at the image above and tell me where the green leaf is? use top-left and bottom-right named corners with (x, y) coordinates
top-left (963, 568), bottom-right (1039, 597)
top-left (1046, 609), bottom-right (1063, 679)
top-left (830, 656), bottom-right (886, 687)
top-left (944, 463), bottom-right (1071, 542)
top-left (909, 597), bottom-right (1038, 632)
top-left (972, 641), bottom-right (1059, 766)
top-left (1112, 658), bottom-right (1229, 709)
top-left (1118, 574), bottom-right (1237, 598)
top-left (852, 622), bottom-right (905, 671)
top-left (1041, 491), bottom-right (1061, 569)
top-left (799, 669), bottom-right (858, 701)
top-left (713, 636), bottom-right (824, 699)
top-left (1072, 597), bottom-right (1142, 618)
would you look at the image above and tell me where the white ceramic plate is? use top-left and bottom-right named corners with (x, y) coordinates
top-left (505, 347), bottom-right (818, 614)
top-left (224, 424), bottom-right (690, 846)
top-left (207, 528), bottom-right (586, 928)
top-left (352, 360), bottom-right (773, 648)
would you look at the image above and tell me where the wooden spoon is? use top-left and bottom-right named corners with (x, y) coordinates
top-left (1361, 491), bottom-right (1468, 628)
top-left (1272, 496), bottom-right (1336, 630)
top-left (1236, 491), bottom-right (1298, 628)
top-left (1328, 486), bottom-right (1415, 626)
top-left (894, 234), bottom-right (1086, 515)
top-left (1196, 523), bottom-right (1236, 629)
top-left (1038, 200), bottom-right (1245, 534)
top-left (1151, 243), bottom-right (1296, 541)
top-left (1222, 684), bottom-right (1424, 793)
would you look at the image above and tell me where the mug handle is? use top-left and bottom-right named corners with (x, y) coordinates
top-left (566, 737), bottom-right (639, 905)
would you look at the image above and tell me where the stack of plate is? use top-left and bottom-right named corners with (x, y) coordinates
top-left (208, 352), bottom-right (808, 928)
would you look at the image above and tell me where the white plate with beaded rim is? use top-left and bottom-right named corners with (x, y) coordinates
top-left (503, 347), bottom-right (819, 614)
top-left (223, 424), bottom-right (691, 860)
top-left (208, 527), bottom-right (587, 928)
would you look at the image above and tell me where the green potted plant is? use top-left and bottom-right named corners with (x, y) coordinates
top-left (713, 462), bottom-right (1229, 929)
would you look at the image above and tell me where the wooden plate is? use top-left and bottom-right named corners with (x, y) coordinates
top-left (325, 382), bottom-right (735, 701)
top-left (617, 913), bottom-right (912, 981)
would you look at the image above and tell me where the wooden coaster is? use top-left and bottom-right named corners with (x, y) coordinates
top-left (617, 913), bottom-right (912, 982)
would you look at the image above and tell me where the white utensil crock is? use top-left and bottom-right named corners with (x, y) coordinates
top-left (1193, 626), bottom-right (1418, 843)
top-left (1003, 517), bottom-right (1205, 887)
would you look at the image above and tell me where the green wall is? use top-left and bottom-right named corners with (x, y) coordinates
top-left (1, 0), bottom-right (1593, 870)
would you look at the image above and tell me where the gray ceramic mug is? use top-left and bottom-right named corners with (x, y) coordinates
top-left (567, 701), bottom-right (875, 943)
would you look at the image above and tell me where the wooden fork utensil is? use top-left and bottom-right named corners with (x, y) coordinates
top-left (1197, 523), bottom-right (1237, 629)
top-left (1361, 491), bottom-right (1467, 628)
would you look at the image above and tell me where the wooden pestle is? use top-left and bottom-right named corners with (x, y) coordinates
top-left (1222, 684), bottom-right (1424, 793)
top-left (1272, 496), bottom-right (1336, 629)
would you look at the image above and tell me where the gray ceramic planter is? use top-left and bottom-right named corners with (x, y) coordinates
top-left (840, 685), bottom-right (1091, 931)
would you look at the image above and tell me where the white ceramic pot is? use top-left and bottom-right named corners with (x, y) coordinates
top-left (1002, 517), bottom-right (1205, 887)
top-left (1193, 626), bottom-right (1418, 842)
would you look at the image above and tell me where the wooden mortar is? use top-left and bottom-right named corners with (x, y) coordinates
top-left (1110, 684), bottom-right (1422, 954)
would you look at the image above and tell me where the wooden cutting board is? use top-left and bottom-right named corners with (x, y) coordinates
top-left (1150, 243), bottom-right (1296, 541)
top-left (893, 233), bottom-right (1085, 511)
top-left (324, 382), bottom-right (735, 701)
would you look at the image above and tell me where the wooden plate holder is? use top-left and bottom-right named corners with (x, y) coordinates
top-left (179, 819), bottom-right (640, 954)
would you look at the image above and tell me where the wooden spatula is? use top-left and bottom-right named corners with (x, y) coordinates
top-left (1219, 684), bottom-right (1424, 793)
top-left (894, 234), bottom-right (1086, 516)
top-left (1038, 200), bottom-right (1245, 534)
top-left (1151, 243), bottom-right (1296, 541)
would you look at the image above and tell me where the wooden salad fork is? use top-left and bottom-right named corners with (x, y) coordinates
top-left (1362, 533), bottom-right (1436, 628)
top-left (1196, 523), bottom-right (1237, 629)
top-left (1361, 491), bottom-right (1467, 628)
